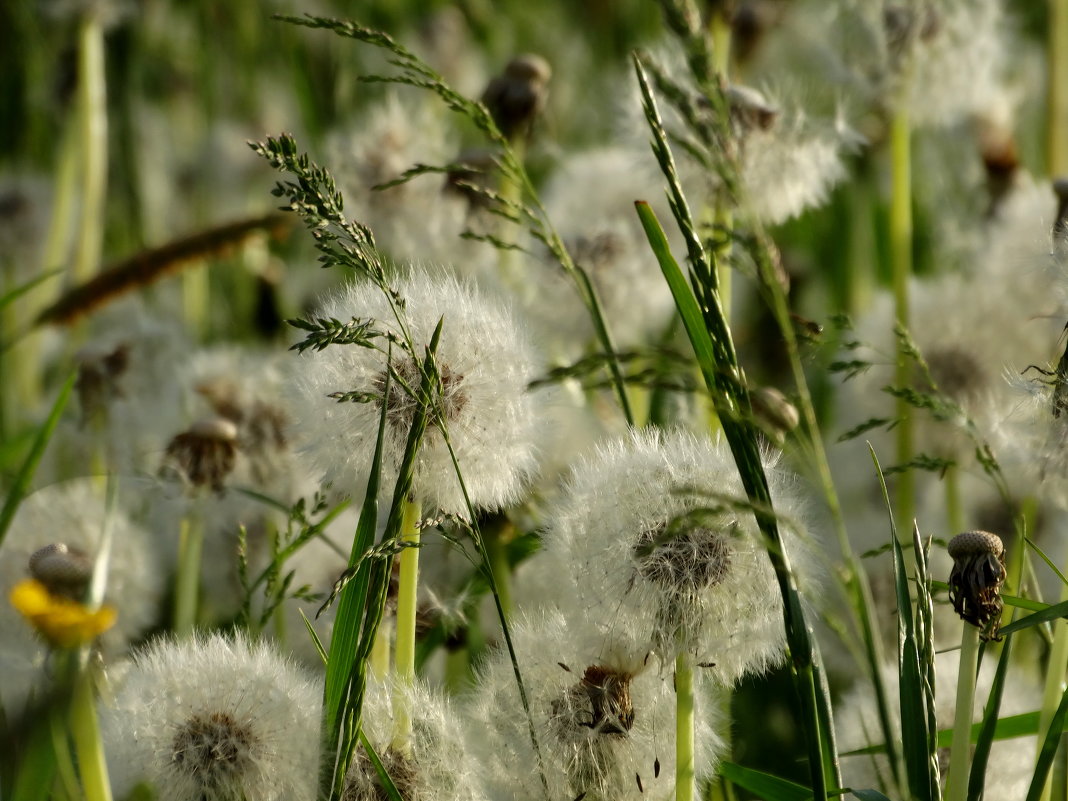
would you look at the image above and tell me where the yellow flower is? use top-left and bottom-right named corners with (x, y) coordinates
top-left (10, 579), bottom-right (117, 649)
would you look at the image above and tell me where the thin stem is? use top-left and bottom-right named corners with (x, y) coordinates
top-left (1049, 0), bottom-right (1068, 175)
top-left (945, 463), bottom-right (964, 536)
top-left (72, 9), bottom-right (108, 285)
top-left (70, 663), bottom-right (112, 801)
top-left (370, 617), bottom-right (391, 681)
top-left (391, 494), bottom-right (422, 753)
top-left (889, 107), bottom-right (914, 535)
top-left (174, 513), bottom-right (204, 636)
top-left (946, 624), bottom-right (979, 801)
top-left (675, 651), bottom-right (696, 801)
top-left (485, 514), bottom-right (514, 616)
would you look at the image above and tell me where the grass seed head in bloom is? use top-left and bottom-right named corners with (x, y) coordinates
top-left (947, 529), bottom-right (1006, 640)
top-left (100, 632), bottom-right (321, 801)
top-left (543, 427), bottom-right (813, 684)
top-left (467, 610), bottom-right (724, 801)
top-left (291, 270), bottom-right (542, 514)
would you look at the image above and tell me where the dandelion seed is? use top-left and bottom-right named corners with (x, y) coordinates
top-left (100, 632), bottom-right (321, 801)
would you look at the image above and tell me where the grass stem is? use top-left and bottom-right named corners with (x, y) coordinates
top-left (174, 513), bottom-right (204, 636)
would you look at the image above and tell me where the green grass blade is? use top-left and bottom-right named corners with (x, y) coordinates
top-left (717, 762), bottom-right (811, 801)
top-left (1026, 681), bottom-right (1068, 801)
top-left (0, 371), bottom-right (75, 550)
top-left (851, 790), bottom-right (895, 801)
top-left (359, 730), bottom-right (403, 801)
top-left (998, 599), bottom-right (1068, 637)
top-left (869, 445), bottom-right (937, 801)
top-left (967, 637), bottom-right (1011, 801)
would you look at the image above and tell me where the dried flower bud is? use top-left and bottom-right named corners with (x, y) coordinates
top-left (977, 120), bottom-right (1019, 218)
top-left (480, 54), bottom-right (551, 142)
top-left (570, 665), bottom-right (635, 736)
top-left (75, 343), bottom-right (130, 424)
top-left (29, 542), bottom-right (93, 600)
top-left (726, 84), bottom-right (778, 134)
top-left (160, 417), bottom-right (240, 493)
top-left (750, 386), bottom-right (800, 445)
top-left (947, 530), bottom-right (1006, 640)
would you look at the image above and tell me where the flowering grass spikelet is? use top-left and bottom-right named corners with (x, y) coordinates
top-left (543, 427), bottom-right (812, 684)
top-left (291, 269), bottom-right (542, 514)
top-left (100, 632), bottom-right (321, 801)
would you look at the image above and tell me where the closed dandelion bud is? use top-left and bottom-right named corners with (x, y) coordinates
top-left (543, 427), bottom-right (813, 685)
top-left (947, 530), bottom-right (1006, 640)
top-left (480, 54), bottom-right (551, 142)
top-left (28, 542), bottom-right (94, 600)
top-left (160, 417), bottom-right (240, 493)
top-left (750, 386), bottom-right (800, 445)
top-left (75, 343), bottom-right (129, 425)
top-left (291, 271), bottom-right (542, 515)
top-left (100, 633), bottom-right (321, 801)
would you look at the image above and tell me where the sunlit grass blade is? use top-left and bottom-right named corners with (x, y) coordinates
top-left (998, 600), bottom-right (1068, 636)
top-left (1027, 682), bottom-right (1068, 801)
top-left (966, 635), bottom-right (1012, 801)
top-left (0, 371), bottom-right (75, 550)
top-left (359, 731), bottom-right (403, 801)
top-left (870, 445), bottom-right (938, 801)
top-left (717, 762), bottom-right (811, 801)
top-left (634, 60), bottom-right (838, 797)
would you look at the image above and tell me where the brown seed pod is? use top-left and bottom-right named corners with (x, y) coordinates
top-left (947, 530), bottom-right (1006, 641)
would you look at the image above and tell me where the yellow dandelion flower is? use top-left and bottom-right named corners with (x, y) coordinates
top-left (10, 579), bottom-right (117, 649)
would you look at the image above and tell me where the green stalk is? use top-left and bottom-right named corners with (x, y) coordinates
top-left (70, 664), bottom-right (112, 801)
top-left (945, 463), bottom-right (964, 535)
top-left (390, 494), bottom-right (422, 753)
top-left (675, 652), bottom-right (696, 801)
top-left (946, 624), bottom-right (979, 801)
top-left (1049, 0), bottom-right (1068, 175)
top-left (1037, 607), bottom-right (1068, 801)
top-left (72, 9), bottom-right (108, 285)
top-left (485, 514), bottom-right (514, 616)
top-left (174, 513), bottom-right (204, 636)
top-left (889, 107), bottom-right (915, 535)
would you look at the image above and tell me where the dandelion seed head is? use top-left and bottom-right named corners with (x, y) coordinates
top-left (291, 270), bottom-right (543, 514)
top-left (0, 479), bottom-right (161, 714)
top-left (543, 427), bottom-right (812, 683)
top-left (468, 611), bottom-right (725, 801)
top-left (101, 632), bottom-right (321, 801)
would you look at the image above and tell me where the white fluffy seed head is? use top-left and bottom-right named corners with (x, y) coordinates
top-left (100, 632), bottom-right (322, 801)
top-left (290, 269), bottom-right (543, 515)
top-left (0, 478), bottom-right (162, 715)
top-left (348, 675), bottom-right (482, 801)
top-left (542, 427), bottom-right (814, 684)
top-left (466, 610), bottom-right (725, 801)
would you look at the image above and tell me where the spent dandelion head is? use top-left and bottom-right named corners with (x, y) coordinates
top-left (100, 632), bottom-right (321, 801)
top-left (467, 611), bottom-right (725, 801)
top-left (159, 417), bottom-right (241, 494)
top-left (480, 53), bottom-right (552, 142)
top-left (947, 529), bottom-right (1006, 640)
top-left (291, 269), bottom-right (543, 515)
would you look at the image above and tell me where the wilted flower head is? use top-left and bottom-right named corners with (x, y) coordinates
top-left (543, 427), bottom-right (812, 684)
top-left (101, 632), bottom-right (321, 801)
top-left (947, 529), bottom-right (1006, 640)
top-left (160, 417), bottom-right (240, 494)
top-left (291, 270), bottom-right (542, 515)
top-left (467, 611), bottom-right (724, 801)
